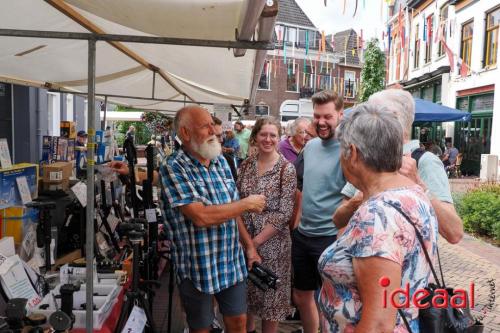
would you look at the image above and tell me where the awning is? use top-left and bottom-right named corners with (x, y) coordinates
top-left (100, 111), bottom-right (143, 121)
top-left (0, 0), bottom-right (276, 111)
top-left (345, 97), bottom-right (472, 122)
top-left (413, 98), bottom-right (472, 122)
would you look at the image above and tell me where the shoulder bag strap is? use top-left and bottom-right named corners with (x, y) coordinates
top-left (383, 200), bottom-right (443, 288)
top-left (397, 309), bottom-right (414, 333)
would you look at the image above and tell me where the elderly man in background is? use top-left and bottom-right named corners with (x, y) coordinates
top-left (159, 106), bottom-right (267, 333)
top-left (278, 118), bottom-right (311, 163)
top-left (234, 120), bottom-right (251, 162)
top-left (334, 89), bottom-right (463, 244)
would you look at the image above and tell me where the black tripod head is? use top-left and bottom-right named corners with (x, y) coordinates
top-left (4, 298), bottom-right (27, 330)
top-left (58, 282), bottom-right (81, 329)
top-left (116, 219), bottom-right (146, 241)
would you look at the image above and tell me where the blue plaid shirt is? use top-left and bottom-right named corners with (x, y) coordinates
top-left (160, 148), bottom-right (247, 293)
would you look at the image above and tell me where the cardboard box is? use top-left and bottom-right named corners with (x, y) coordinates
top-left (0, 164), bottom-right (39, 209)
top-left (42, 161), bottom-right (73, 183)
top-left (60, 121), bottom-right (76, 139)
top-left (0, 207), bottom-right (35, 243)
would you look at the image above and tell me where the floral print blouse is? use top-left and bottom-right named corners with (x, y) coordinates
top-left (317, 186), bottom-right (438, 333)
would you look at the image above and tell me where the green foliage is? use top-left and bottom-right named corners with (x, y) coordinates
top-left (359, 39), bottom-right (386, 103)
top-left (115, 121), bottom-right (151, 146)
top-left (141, 111), bottom-right (172, 134)
top-left (114, 106), bottom-right (150, 146)
top-left (457, 184), bottom-right (500, 241)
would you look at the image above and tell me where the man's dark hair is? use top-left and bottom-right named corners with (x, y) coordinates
top-left (312, 90), bottom-right (344, 111)
top-left (212, 116), bottom-right (222, 126)
top-left (234, 120), bottom-right (243, 126)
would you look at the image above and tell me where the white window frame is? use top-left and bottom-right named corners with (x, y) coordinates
top-left (343, 71), bottom-right (356, 98)
top-left (255, 105), bottom-right (270, 117)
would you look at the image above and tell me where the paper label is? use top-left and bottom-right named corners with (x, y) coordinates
top-left (16, 176), bottom-right (32, 205)
top-left (145, 209), bottom-right (157, 223)
top-left (71, 182), bottom-right (87, 207)
top-left (0, 138), bottom-right (12, 169)
top-left (0, 254), bottom-right (42, 309)
top-left (49, 171), bottom-right (63, 181)
top-left (107, 213), bottom-right (120, 232)
top-left (121, 305), bottom-right (147, 333)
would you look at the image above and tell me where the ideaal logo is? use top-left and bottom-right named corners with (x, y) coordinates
top-left (379, 276), bottom-right (475, 309)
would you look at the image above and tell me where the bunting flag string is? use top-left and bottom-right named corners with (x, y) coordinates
top-left (427, 15), bottom-right (433, 44)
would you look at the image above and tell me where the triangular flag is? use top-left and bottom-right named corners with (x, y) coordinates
top-left (459, 58), bottom-right (468, 77)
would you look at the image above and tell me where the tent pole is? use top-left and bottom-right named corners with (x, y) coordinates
top-left (0, 29), bottom-right (274, 50)
top-left (152, 71), bottom-right (156, 99)
top-left (86, 38), bottom-right (96, 333)
top-left (102, 95), bottom-right (108, 130)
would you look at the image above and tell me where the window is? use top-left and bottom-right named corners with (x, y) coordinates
top-left (425, 15), bottom-right (433, 63)
top-left (66, 94), bottom-right (74, 121)
top-left (255, 105), bottom-right (269, 117)
top-left (286, 62), bottom-right (298, 92)
top-left (258, 60), bottom-right (270, 90)
top-left (318, 67), bottom-right (330, 91)
top-left (438, 5), bottom-right (449, 56)
top-left (309, 31), bottom-right (318, 49)
top-left (274, 25), bottom-right (285, 46)
top-left (47, 92), bottom-right (61, 136)
top-left (414, 24), bottom-right (420, 68)
top-left (344, 71), bottom-right (356, 98)
top-left (301, 65), bottom-right (313, 89)
top-left (461, 21), bottom-right (474, 73)
top-left (285, 27), bottom-right (297, 46)
top-left (298, 29), bottom-right (307, 48)
top-left (485, 7), bottom-right (500, 67)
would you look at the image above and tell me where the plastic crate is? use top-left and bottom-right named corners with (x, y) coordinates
top-left (32, 282), bottom-right (122, 330)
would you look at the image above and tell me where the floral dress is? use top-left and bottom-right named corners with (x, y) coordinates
top-left (237, 154), bottom-right (296, 321)
top-left (317, 186), bottom-right (438, 333)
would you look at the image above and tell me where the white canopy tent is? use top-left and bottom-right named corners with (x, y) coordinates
top-left (100, 111), bottom-right (143, 122)
top-left (0, 1), bottom-right (277, 330)
top-left (0, 0), bottom-right (276, 110)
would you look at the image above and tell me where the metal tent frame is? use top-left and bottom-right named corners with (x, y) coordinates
top-left (0, 2), bottom-right (277, 330)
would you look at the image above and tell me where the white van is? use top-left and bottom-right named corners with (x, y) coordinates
top-left (279, 99), bottom-right (313, 122)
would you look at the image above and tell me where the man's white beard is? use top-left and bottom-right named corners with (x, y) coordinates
top-left (192, 136), bottom-right (221, 161)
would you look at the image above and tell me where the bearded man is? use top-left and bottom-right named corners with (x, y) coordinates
top-left (291, 91), bottom-right (346, 333)
top-left (160, 106), bottom-right (266, 333)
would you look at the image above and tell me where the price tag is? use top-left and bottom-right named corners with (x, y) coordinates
top-left (49, 171), bottom-right (62, 181)
top-left (0, 138), bottom-right (12, 169)
top-left (107, 213), bottom-right (120, 232)
top-left (16, 176), bottom-right (32, 205)
top-left (71, 182), bottom-right (87, 207)
top-left (121, 305), bottom-right (147, 333)
top-left (145, 209), bottom-right (157, 223)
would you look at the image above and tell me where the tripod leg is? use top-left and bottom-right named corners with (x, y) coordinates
top-left (114, 294), bottom-right (132, 333)
top-left (139, 295), bottom-right (156, 333)
top-left (167, 263), bottom-right (174, 333)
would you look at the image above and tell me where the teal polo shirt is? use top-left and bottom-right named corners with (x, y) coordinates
top-left (299, 137), bottom-right (346, 237)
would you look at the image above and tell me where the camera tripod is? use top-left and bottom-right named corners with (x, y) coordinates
top-left (114, 229), bottom-right (156, 333)
top-left (26, 200), bottom-right (56, 273)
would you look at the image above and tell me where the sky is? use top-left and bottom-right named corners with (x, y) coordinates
top-left (295, 0), bottom-right (389, 42)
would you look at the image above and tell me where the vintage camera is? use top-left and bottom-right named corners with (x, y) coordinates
top-left (248, 263), bottom-right (279, 291)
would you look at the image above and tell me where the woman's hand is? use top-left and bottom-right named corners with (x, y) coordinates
top-left (245, 245), bottom-right (262, 270)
